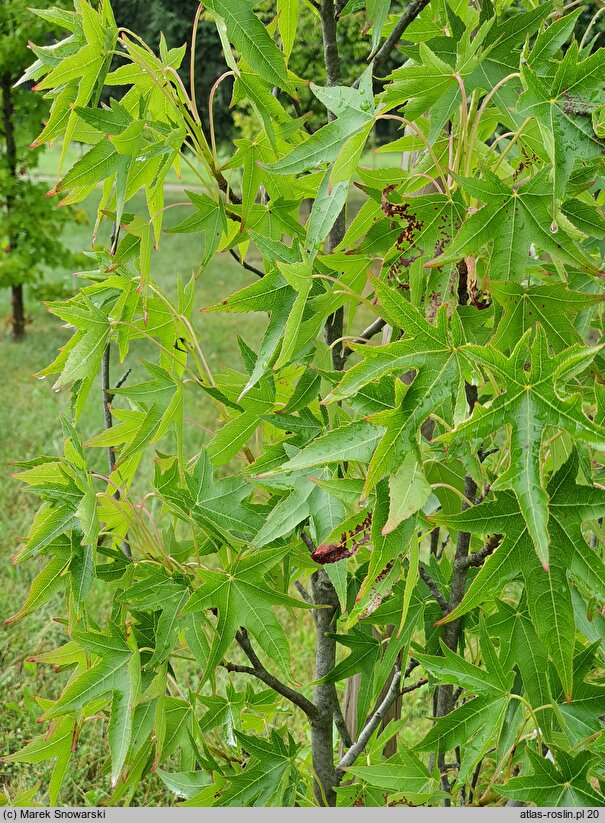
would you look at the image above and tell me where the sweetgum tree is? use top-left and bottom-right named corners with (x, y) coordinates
top-left (5, 0), bottom-right (605, 807)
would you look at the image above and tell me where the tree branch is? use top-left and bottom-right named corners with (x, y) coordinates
top-left (332, 688), bottom-right (353, 749)
top-left (336, 659), bottom-right (426, 772)
top-left (310, 567), bottom-right (340, 805)
top-left (455, 534), bottom-right (501, 571)
top-left (419, 565), bottom-right (448, 614)
top-left (370, 0), bottom-right (432, 78)
top-left (101, 344), bottom-right (117, 475)
top-left (301, 530), bottom-right (316, 554)
top-left (230, 629), bottom-right (319, 720)
top-left (229, 248), bottom-right (264, 279)
top-left (320, 0), bottom-right (347, 375)
top-left (343, 318), bottom-right (388, 363)
top-left (294, 579), bottom-right (314, 605)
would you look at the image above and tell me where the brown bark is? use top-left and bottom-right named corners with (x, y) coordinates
top-left (11, 284), bottom-right (25, 340)
top-left (2, 71), bottom-right (25, 340)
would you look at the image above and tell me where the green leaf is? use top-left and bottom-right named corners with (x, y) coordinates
top-left (327, 280), bottom-right (469, 493)
top-left (319, 626), bottom-right (381, 684)
top-left (41, 296), bottom-right (110, 391)
top-left (434, 452), bottom-right (605, 698)
top-left (216, 730), bottom-right (299, 807)
top-left (3, 716), bottom-right (75, 806)
top-left (305, 169), bottom-right (348, 254)
top-left (497, 749), bottom-right (605, 807)
top-left (277, 0), bottom-right (299, 59)
top-left (415, 694), bottom-right (509, 753)
top-left (166, 191), bottom-right (227, 270)
top-left (490, 281), bottom-right (603, 353)
top-left (278, 420), bottom-right (384, 472)
top-left (347, 747), bottom-right (438, 804)
top-left (271, 81), bottom-right (374, 174)
top-left (384, 453), bottom-right (431, 534)
top-left (156, 769), bottom-right (211, 799)
top-left (428, 169), bottom-right (597, 278)
top-left (329, 121), bottom-right (373, 188)
top-left (159, 451), bottom-right (264, 543)
top-left (417, 641), bottom-right (513, 696)
top-left (204, 0), bottom-right (291, 90)
top-left (442, 328), bottom-right (605, 567)
top-left (519, 45), bottom-right (605, 196)
top-left (5, 554), bottom-right (69, 624)
top-left (182, 547), bottom-right (313, 677)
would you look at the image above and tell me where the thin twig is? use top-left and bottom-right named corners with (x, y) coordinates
top-left (332, 689), bottom-right (353, 749)
top-left (229, 248), bottom-right (264, 279)
top-left (336, 660), bottom-right (427, 772)
top-left (301, 530), bottom-right (316, 553)
top-left (101, 345), bottom-right (117, 474)
top-left (294, 579), bottom-right (314, 605)
top-left (343, 318), bottom-right (388, 362)
top-left (419, 565), bottom-right (448, 614)
top-left (230, 629), bottom-right (319, 719)
top-left (369, 0), bottom-right (432, 77)
top-left (455, 534), bottom-right (501, 571)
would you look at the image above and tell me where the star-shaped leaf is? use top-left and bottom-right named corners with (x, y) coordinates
top-left (416, 623), bottom-right (514, 784)
top-left (441, 327), bottom-right (605, 567)
top-left (24, 0), bottom-right (118, 166)
top-left (42, 627), bottom-right (139, 786)
top-left (270, 73), bottom-right (375, 175)
top-left (428, 168), bottom-right (597, 279)
top-left (346, 746), bottom-right (441, 805)
top-left (166, 191), bottom-right (228, 270)
top-left (158, 450), bottom-right (265, 545)
top-left (518, 44), bottom-right (605, 196)
top-left (433, 452), bottom-right (605, 698)
top-left (490, 280), bottom-right (603, 353)
top-left (497, 749), bottom-right (605, 807)
top-left (215, 730), bottom-right (300, 807)
top-left (119, 567), bottom-right (190, 668)
top-left (326, 278), bottom-right (470, 494)
top-left (182, 547), bottom-right (313, 678)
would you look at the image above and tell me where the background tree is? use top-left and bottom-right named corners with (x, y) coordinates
top-left (0, 0), bottom-right (78, 340)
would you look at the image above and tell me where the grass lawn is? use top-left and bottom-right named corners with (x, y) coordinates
top-left (0, 175), bottom-right (430, 805)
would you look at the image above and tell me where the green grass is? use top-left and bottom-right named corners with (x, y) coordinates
top-left (0, 178), bottom-right (431, 806)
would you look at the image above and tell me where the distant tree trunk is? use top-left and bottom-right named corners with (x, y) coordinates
top-left (11, 285), bottom-right (25, 340)
top-left (2, 71), bottom-right (25, 340)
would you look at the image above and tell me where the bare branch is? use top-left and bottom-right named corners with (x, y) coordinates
top-left (230, 629), bottom-right (319, 719)
top-left (332, 688), bottom-right (353, 750)
top-left (419, 565), bottom-right (448, 614)
top-left (343, 318), bottom-right (388, 363)
top-left (301, 530), bottom-right (316, 554)
top-left (100, 238), bottom-right (131, 560)
top-left (101, 344), bottom-right (117, 475)
top-left (229, 248), bottom-right (264, 279)
top-left (455, 534), bottom-right (502, 571)
top-left (370, 0), bottom-right (432, 77)
top-left (336, 661), bottom-right (427, 772)
top-left (294, 579), bottom-right (314, 605)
